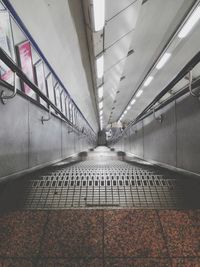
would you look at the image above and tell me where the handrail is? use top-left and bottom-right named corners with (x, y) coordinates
top-left (109, 50), bottom-right (200, 145)
top-left (189, 70), bottom-right (200, 98)
top-left (0, 72), bottom-right (17, 104)
top-left (41, 108), bottom-right (51, 124)
top-left (0, 47), bottom-right (95, 141)
top-left (153, 108), bottom-right (163, 123)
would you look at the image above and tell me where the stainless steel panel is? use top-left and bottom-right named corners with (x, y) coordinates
top-left (176, 93), bottom-right (200, 173)
top-left (0, 88), bottom-right (29, 178)
top-left (28, 102), bottom-right (62, 168)
top-left (143, 102), bottom-right (176, 166)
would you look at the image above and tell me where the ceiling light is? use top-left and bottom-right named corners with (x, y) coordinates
top-left (144, 76), bottom-right (154, 87)
top-left (124, 110), bottom-right (127, 115)
top-left (156, 53), bottom-right (171, 70)
top-left (178, 6), bottom-right (200, 38)
top-left (99, 109), bottom-right (103, 115)
top-left (131, 99), bottom-right (136, 105)
top-left (93, 0), bottom-right (105, 31)
top-left (136, 89), bottom-right (143, 98)
top-left (96, 55), bottom-right (104, 79)
top-left (99, 100), bottom-right (103, 109)
top-left (98, 86), bottom-right (103, 98)
top-left (127, 105), bottom-right (131, 110)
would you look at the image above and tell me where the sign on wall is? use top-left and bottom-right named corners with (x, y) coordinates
top-left (34, 59), bottom-right (47, 107)
top-left (0, 10), bottom-right (15, 84)
top-left (16, 40), bottom-right (36, 99)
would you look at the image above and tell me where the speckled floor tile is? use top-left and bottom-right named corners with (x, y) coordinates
top-left (104, 210), bottom-right (168, 257)
top-left (0, 211), bottom-right (48, 257)
top-left (104, 258), bottom-right (171, 267)
top-left (158, 210), bottom-right (200, 257)
top-left (0, 258), bottom-right (33, 266)
top-left (40, 210), bottom-right (103, 258)
top-left (172, 258), bottom-right (200, 267)
top-left (37, 258), bottom-right (103, 267)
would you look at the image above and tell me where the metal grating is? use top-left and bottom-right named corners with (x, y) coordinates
top-left (0, 148), bottom-right (200, 210)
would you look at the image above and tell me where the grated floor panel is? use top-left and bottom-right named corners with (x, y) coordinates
top-left (0, 147), bottom-right (200, 210)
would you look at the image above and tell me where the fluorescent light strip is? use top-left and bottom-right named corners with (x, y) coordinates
top-left (127, 105), bottom-right (131, 110)
top-left (99, 100), bottom-right (103, 109)
top-left (93, 0), bottom-right (105, 31)
top-left (144, 76), bottom-right (154, 87)
top-left (96, 55), bottom-right (104, 79)
top-left (156, 53), bottom-right (171, 70)
top-left (178, 6), bottom-right (200, 38)
top-left (98, 86), bottom-right (103, 98)
top-left (136, 89), bottom-right (143, 98)
top-left (131, 99), bottom-right (136, 105)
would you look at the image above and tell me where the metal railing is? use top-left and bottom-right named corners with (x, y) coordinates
top-left (0, 47), bottom-right (96, 143)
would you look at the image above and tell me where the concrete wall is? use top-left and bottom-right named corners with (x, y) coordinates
top-left (0, 85), bottom-right (94, 181)
top-left (113, 91), bottom-right (200, 175)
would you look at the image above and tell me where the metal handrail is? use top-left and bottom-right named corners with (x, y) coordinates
top-left (0, 47), bottom-right (96, 141)
top-left (189, 70), bottom-right (200, 98)
top-left (0, 72), bottom-right (17, 104)
top-left (153, 108), bottom-right (163, 123)
top-left (109, 50), bottom-right (200, 145)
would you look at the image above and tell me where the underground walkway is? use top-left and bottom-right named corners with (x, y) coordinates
top-left (0, 147), bottom-right (200, 266)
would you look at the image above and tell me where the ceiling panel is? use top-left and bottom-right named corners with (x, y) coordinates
top-left (104, 32), bottom-right (134, 72)
top-left (110, 0), bottom-right (194, 123)
top-left (105, 0), bottom-right (139, 21)
top-left (105, 0), bottom-right (142, 48)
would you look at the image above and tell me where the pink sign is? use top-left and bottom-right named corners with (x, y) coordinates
top-left (17, 41), bottom-right (35, 98)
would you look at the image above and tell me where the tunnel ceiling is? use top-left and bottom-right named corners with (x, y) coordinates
top-left (8, 0), bottom-right (200, 132)
top-left (84, 0), bottom-right (199, 129)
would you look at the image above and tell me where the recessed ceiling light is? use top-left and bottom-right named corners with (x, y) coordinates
top-left (93, 0), bottom-right (105, 32)
top-left (96, 55), bottom-right (104, 79)
top-left (156, 53), bottom-right (171, 70)
top-left (178, 6), bottom-right (200, 39)
top-left (131, 99), bottom-right (136, 105)
top-left (98, 86), bottom-right (103, 98)
top-left (144, 76), bottom-right (154, 87)
top-left (99, 100), bottom-right (103, 109)
top-left (136, 89), bottom-right (143, 98)
top-left (127, 105), bottom-right (131, 110)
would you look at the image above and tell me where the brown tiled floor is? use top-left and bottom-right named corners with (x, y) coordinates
top-left (0, 209), bottom-right (200, 267)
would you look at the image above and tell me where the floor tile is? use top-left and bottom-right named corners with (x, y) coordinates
top-left (104, 258), bottom-right (171, 267)
top-left (159, 210), bottom-right (200, 257)
top-left (0, 258), bottom-right (33, 266)
top-left (40, 210), bottom-right (103, 257)
top-left (104, 210), bottom-right (168, 257)
top-left (0, 211), bottom-right (48, 257)
top-left (172, 258), bottom-right (200, 267)
top-left (37, 258), bottom-right (103, 267)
